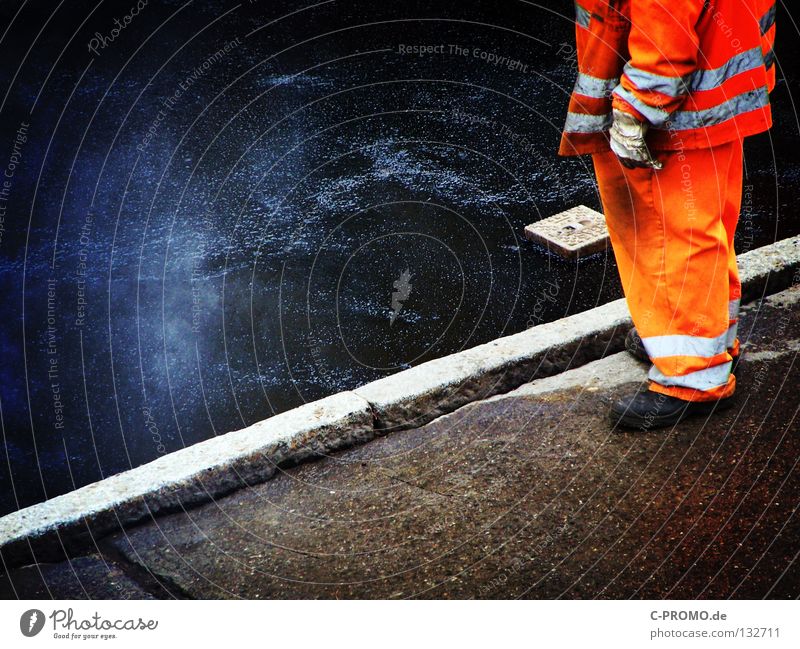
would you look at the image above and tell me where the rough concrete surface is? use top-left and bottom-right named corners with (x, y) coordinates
top-left (4, 284), bottom-right (796, 599)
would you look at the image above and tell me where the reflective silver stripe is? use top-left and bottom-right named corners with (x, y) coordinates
top-left (664, 86), bottom-right (769, 130)
top-left (624, 48), bottom-right (765, 98)
top-left (564, 111), bottom-right (612, 133)
top-left (764, 48), bottom-right (775, 68)
top-left (612, 86), bottom-right (671, 126)
top-left (728, 298), bottom-right (740, 321)
top-left (689, 47), bottom-right (765, 92)
top-left (649, 361), bottom-right (732, 391)
top-left (623, 63), bottom-right (690, 98)
top-left (760, 3), bottom-right (776, 35)
top-left (573, 72), bottom-right (618, 99)
top-left (725, 322), bottom-right (738, 349)
top-left (575, 1), bottom-right (591, 28)
top-left (642, 332), bottom-right (729, 359)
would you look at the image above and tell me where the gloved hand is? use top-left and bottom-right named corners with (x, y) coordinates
top-left (609, 109), bottom-right (663, 170)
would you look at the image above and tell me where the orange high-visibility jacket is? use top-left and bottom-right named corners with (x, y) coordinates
top-left (559, 0), bottom-right (776, 155)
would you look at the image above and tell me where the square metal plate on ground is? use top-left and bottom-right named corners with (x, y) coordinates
top-left (524, 205), bottom-right (609, 259)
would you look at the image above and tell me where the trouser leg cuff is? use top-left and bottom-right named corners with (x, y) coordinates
top-left (648, 374), bottom-right (736, 402)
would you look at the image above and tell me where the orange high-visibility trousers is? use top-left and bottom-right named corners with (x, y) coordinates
top-left (593, 140), bottom-right (743, 402)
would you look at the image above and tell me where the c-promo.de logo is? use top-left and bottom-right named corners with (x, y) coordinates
top-left (20, 609), bottom-right (46, 637)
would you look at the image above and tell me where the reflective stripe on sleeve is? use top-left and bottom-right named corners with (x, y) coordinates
top-left (573, 72), bottom-right (619, 99)
top-left (624, 48), bottom-right (765, 97)
top-left (665, 86), bottom-right (770, 130)
top-left (689, 47), bottom-right (766, 92)
top-left (563, 111), bottom-right (613, 133)
top-left (612, 86), bottom-right (671, 126)
top-left (575, 2), bottom-right (591, 29)
top-left (649, 361), bottom-right (732, 391)
top-left (623, 64), bottom-right (690, 98)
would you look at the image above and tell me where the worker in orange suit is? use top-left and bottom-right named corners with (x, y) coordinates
top-left (559, 0), bottom-right (776, 429)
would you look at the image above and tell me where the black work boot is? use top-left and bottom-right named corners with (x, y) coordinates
top-left (610, 386), bottom-right (734, 431)
top-left (625, 326), bottom-right (741, 373)
top-left (625, 326), bottom-right (649, 363)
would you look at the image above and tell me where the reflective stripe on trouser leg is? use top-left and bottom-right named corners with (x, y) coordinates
top-left (649, 361), bottom-right (733, 392)
top-left (592, 141), bottom-right (742, 402)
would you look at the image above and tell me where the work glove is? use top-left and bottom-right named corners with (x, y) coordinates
top-left (609, 109), bottom-right (663, 170)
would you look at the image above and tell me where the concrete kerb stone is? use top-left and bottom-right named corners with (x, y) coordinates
top-left (739, 235), bottom-right (800, 301)
top-left (1, 235), bottom-right (798, 569)
top-left (353, 298), bottom-right (631, 432)
top-left (496, 350), bottom-right (648, 400)
top-left (0, 392), bottom-right (374, 567)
